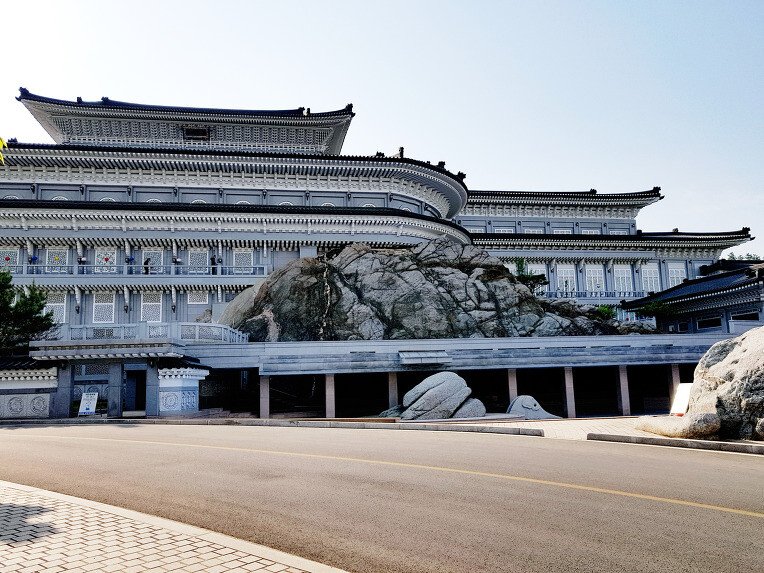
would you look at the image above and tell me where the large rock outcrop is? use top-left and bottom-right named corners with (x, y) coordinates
top-left (637, 325), bottom-right (764, 440)
top-left (379, 371), bottom-right (487, 420)
top-left (222, 238), bottom-right (636, 341)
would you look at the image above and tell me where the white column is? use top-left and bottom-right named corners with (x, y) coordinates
top-left (387, 372), bottom-right (399, 408)
top-left (325, 374), bottom-right (336, 418)
top-left (259, 375), bottom-right (270, 419)
top-left (617, 365), bottom-right (631, 416)
top-left (670, 364), bottom-right (681, 403)
top-left (507, 368), bottom-right (518, 404)
top-left (564, 367), bottom-right (576, 419)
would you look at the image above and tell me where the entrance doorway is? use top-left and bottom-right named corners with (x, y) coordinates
top-left (123, 370), bottom-right (147, 416)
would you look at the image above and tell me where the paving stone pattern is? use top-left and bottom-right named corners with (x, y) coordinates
top-left (0, 485), bottom-right (310, 573)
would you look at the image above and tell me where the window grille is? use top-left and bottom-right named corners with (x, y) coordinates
top-left (552, 229), bottom-right (572, 234)
top-left (141, 250), bottom-right (164, 274)
top-left (609, 230), bottom-right (628, 235)
top-left (46, 249), bottom-right (68, 273)
top-left (92, 292), bottom-right (116, 323)
top-left (524, 228), bottom-right (544, 234)
top-left (188, 249), bottom-right (209, 274)
top-left (585, 266), bottom-right (605, 292)
top-left (494, 228), bottom-right (515, 234)
top-left (581, 229), bottom-right (601, 235)
top-left (556, 265), bottom-right (576, 292)
top-left (613, 265), bottom-right (633, 292)
top-left (668, 264), bottom-right (687, 288)
top-left (187, 291), bottom-right (209, 305)
top-left (233, 249), bottom-right (253, 274)
top-left (0, 247), bottom-right (19, 272)
top-left (94, 249), bottom-right (117, 273)
top-left (141, 292), bottom-right (163, 323)
top-left (45, 292), bottom-right (66, 324)
top-left (641, 264), bottom-right (661, 293)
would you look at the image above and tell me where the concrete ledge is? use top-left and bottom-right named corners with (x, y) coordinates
top-left (587, 433), bottom-right (764, 455)
top-left (0, 417), bottom-right (544, 437)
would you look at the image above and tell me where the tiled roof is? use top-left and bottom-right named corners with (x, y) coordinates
top-left (467, 187), bottom-right (663, 205)
top-left (0, 356), bottom-right (56, 370)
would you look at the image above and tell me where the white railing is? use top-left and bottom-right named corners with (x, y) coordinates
top-left (21, 264), bottom-right (268, 277)
top-left (61, 322), bottom-right (248, 343)
top-left (541, 290), bottom-right (646, 300)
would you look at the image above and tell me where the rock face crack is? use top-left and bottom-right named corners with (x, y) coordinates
top-left (222, 237), bottom-right (646, 341)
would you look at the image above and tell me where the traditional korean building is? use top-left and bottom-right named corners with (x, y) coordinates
top-left (0, 89), bottom-right (753, 420)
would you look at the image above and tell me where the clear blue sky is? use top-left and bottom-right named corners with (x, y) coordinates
top-left (2, 0), bottom-right (761, 256)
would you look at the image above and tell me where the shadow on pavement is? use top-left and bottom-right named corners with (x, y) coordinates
top-left (0, 502), bottom-right (59, 546)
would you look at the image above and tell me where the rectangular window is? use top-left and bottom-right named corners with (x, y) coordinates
top-left (92, 292), bottom-right (116, 324)
top-left (697, 316), bottom-right (722, 330)
top-left (141, 250), bottom-right (164, 274)
top-left (613, 264), bottom-right (633, 293)
top-left (641, 264), bottom-right (661, 293)
top-left (465, 227), bottom-right (486, 234)
top-left (668, 263), bottom-right (687, 288)
top-left (585, 265), bottom-right (605, 292)
top-left (581, 229), bottom-right (601, 235)
top-left (494, 227), bottom-right (515, 234)
top-left (188, 249), bottom-right (209, 274)
top-left (552, 229), bottom-right (572, 234)
top-left (731, 311), bottom-right (760, 321)
top-left (46, 249), bottom-right (69, 273)
top-left (0, 247), bottom-right (19, 273)
top-left (187, 291), bottom-right (209, 305)
top-left (556, 264), bottom-right (576, 293)
top-left (182, 126), bottom-right (210, 141)
top-left (45, 292), bottom-right (66, 324)
top-left (233, 249), bottom-right (254, 274)
top-left (140, 292), bottom-right (163, 323)
top-left (523, 228), bottom-right (544, 234)
top-left (94, 248), bottom-right (117, 274)
top-left (609, 230), bottom-right (628, 235)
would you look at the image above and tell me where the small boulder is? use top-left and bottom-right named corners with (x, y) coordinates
top-left (452, 398), bottom-right (487, 418)
top-left (636, 413), bottom-right (721, 439)
top-left (507, 395), bottom-right (560, 419)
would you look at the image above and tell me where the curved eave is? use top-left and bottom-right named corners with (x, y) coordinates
top-left (1, 143), bottom-right (468, 218)
top-left (472, 230), bottom-right (752, 250)
top-left (17, 88), bottom-right (355, 120)
top-left (0, 198), bottom-right (472, 238)
top-left (466, 188), bottom-right (664, 209)
top-left (622, 278), bottom-right (762, 310)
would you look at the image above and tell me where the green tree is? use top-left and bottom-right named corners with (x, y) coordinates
top-left (727, 252), bottom-right (761, 261)
top-left (512, 258), bottom-right (549, 293)
top-left (0, 270), bottom-right (56, 354)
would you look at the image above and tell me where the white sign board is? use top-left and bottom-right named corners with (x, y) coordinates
top-left (670, 383), bottom-right (693, 415)
top-left (78, 392), bottom-right (99, 416)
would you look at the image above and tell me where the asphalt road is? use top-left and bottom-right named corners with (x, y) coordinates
top-left (1, 424), bottom-right (762, 573)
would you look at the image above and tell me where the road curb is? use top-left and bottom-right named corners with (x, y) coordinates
top-left (587, 433), bottom-right (764, 454)
top-left (0, 479), bottom-right (348, 573)
top-left (0, 417), bottom-right (545, 437)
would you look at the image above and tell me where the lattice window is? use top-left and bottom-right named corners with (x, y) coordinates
top-left (494, 228), bottom-right (515, 234)
top-left (279, 201), bottom-right (294, 206)
top-left (187, 291), bottom-right (209, 305)
top-left (613, 265), bottom-right (633, 292)
top-left (141, 292), bottom-right (163, 322)
top-left (92, 292), bottom-right (116, 323)
top-left (94, 249), bottom-right (117, 274)
top-left (641, 264), bottom-right (661, 293)
top-left (236, 200), bottom-right (251, 205)
top-left (581, 229), bottom-right (601, 235)
top-left (585, 266), bottom-right (605, 292)
top-left (141, 250), bottom-right (164, 274)
top-left (524, 228), bottom-right (544, 234)
top-left (0, 247), bottom-right (19, 272)
top-left (46, 249), bottom-right (68, 273)
top-left (320, 202), bottom-right (335, 207)
top-left (668, 264), bottom-right (687, 288)
top-left (146, 198), bottom-right (162, 203)
top-left (233, 249), bottom-right (253, 274)
top-left (191, 199), bottom-right (207, 204)
top-left (52, 196), bottom-right (69, 201)
top-left (188, 249), bottom-right (209, 274)
top-left (45, 292), bottom-right (66, 324)
top-left (85, 363), bottom-right (109, 375)
top-left (556, 265), bottom-right (577, 293)
top-left (552, 229), bottom-right (572, 234)
top-left (99, 197), bottom-right (115, 202)
top-left (609, 230), bottom-right (628, 235)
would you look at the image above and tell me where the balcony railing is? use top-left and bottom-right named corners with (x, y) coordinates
top-left (57, 322), bottom-right (248, 343)
top-left (17, 264), bottom-right (268, 276)
top-left (540, 290), bottom-right (646, 300)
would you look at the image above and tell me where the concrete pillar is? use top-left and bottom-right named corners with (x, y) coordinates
top-left (564, 366), bottom-right (576, 419)
top-left (670, 364), bottom-right (681, 404)
top-left (617, 365), bottom-right (631, 416)
top-left (507, 368), bottom-right (518, 404)
top-left (259, 375), bottom-right (270, 419)
top-left (325, 374), bottom-right (336, 418)
top-left (107, 362), bottom-right (122, 418)
top-left (387, 372), bottom-right (399, 408)
top-left (145, 365), bottom-right (159, 417)
top-left (50, 363), bottom-right (73, 418)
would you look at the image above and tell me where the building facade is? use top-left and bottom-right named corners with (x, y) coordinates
top-left (0, 89), bottom-right (753, 420)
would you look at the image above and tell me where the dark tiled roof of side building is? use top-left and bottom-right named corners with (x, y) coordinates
top-left (0, 356), bottom-right (57, 370)
top-left (622, 264), bottom-right (764, 310)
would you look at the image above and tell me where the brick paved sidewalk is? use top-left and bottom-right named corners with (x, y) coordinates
top-left (0, 481), bottom-right (346, 573)
top-left (455, 416), bottom-right (658, 440)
